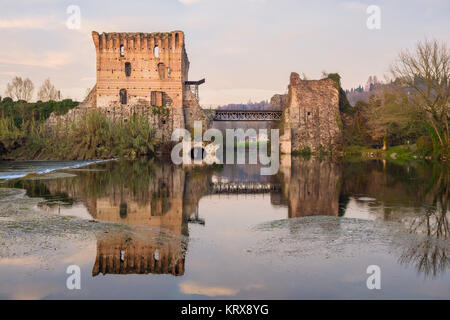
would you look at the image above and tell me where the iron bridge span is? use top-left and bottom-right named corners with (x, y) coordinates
top-left (213, 110), bottom-right (282, 121)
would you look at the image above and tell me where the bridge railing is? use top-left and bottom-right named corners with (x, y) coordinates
top-left (213, 110), bottom-right (282, 121)
top-left (210, 181), bottom-right (281, 194)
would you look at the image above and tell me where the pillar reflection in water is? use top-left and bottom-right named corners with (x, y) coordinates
top-left (279, 155), bottom-right (342, 218)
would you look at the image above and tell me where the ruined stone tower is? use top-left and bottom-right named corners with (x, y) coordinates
top-left (91, 31), bottom-right (206, 140)
top-left (280, 72), bottom-right (342, 154)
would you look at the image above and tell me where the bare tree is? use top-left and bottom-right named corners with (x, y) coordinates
top-left (398, 165), bottom-right (449, 278)
top-left (5, 76), bottom-right (35, 102)
top-left (37, 78), bottom-right (58, 102)
top-left (22, 78), bottom-right (34, 101)
top-left (390, 39), bottom-right (450, 152)
top-left (5, 77), bottom-right (23, 101)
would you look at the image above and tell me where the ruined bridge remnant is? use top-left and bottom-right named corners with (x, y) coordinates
top-left (213, 110), bottom-right (282, 121)
top-left (278, 72), bottom-right (343, 154)
top-left (211, 73), bottom-right (342, 154)
top-left (48, 30), bottom-right (343, 154)
top-left (49, 30), bottom-right (209, 144)
top-left (211, 72), bottom-right (343, 154)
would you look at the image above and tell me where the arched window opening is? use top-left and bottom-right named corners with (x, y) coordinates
top-left (158, 62), bottom-right (166, 80)
top-left (154, 45), bottom-right (159, 58)
top-left (125, 62), bottom-right (131, 77)
top-left (119, 89), bottom-right (127, 105)
top-left (119, 203), bottom-right (127, 218)
top-left (120, 45), bottom-right (125, 57)
top-left (167, 67), bottom-right (171, 77)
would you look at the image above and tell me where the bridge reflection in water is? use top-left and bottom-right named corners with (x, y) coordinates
top-left (210, 181), bottom-right (281, 194)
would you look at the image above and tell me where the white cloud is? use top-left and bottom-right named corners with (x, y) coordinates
top-left (340, 1), bottom-right (367, 11)
top-left (179, 281), bottom-right (239, 297)
top-left (0, 17), bottom-right (61, 30)
top-left (0, 51), bottom-right (72, 68)
top-left (0, 71), bottom-right (19, 76)
top-left (178, 0), bottom-right (202, 4)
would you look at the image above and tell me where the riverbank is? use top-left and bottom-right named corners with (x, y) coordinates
top-left (342, 144), bottom-right (448, 163)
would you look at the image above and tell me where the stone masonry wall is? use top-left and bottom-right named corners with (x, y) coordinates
top-left (92, 31), bottom-right (189, 135)
top-left (282, 72), bottom-right (342, 153)
top-left (183, 88), bottom-right (211, 133)
top-left (269, 94), bottom-right (289, 111)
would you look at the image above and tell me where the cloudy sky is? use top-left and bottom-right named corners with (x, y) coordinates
top-left (0, 0), bottom-right (449, 106)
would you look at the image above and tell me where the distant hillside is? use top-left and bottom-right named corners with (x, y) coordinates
top-left (346, 89), bottom-right (372, 105)
top-left (217, 100), bottom-right (271, 110)
top-left (345, 75), bottom-right (380, 106)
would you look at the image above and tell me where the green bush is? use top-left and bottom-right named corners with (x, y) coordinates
top-left (327, 73), bottom-right (351, 113)
top-left (416, 136), bottom-right (433, 151)
top-left (292, 147), bottom-right (311, 159)
top-left (0, 98), bottom-right (78, 126)
top-left (0, 116), bottom-right (25, 154)
top-left (2, 110), bottom-right (159, 160)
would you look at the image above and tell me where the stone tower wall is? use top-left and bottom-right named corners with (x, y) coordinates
top-left (92, 31), bottom-right (190, 134)
top-left (283, 72), bottom-right (342, 153)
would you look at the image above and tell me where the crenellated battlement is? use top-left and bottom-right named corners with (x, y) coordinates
top-left (92, 31), bottom-right (185, 53)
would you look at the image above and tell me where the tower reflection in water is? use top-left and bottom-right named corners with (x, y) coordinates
top-left (88, 162), bottom-right (190, 277)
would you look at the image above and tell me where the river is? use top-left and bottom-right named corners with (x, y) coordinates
top-left (0, 157), bottom-right (448, 299)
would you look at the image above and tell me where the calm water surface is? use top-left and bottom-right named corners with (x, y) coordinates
top-left (0, 157), bottom-right (448, 299)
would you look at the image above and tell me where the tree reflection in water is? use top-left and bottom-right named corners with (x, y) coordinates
top-left (397, 164), bottom-right (449, 278)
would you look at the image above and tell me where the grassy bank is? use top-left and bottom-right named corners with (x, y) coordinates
top-left (343, 144), bottom-right (447, 163)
